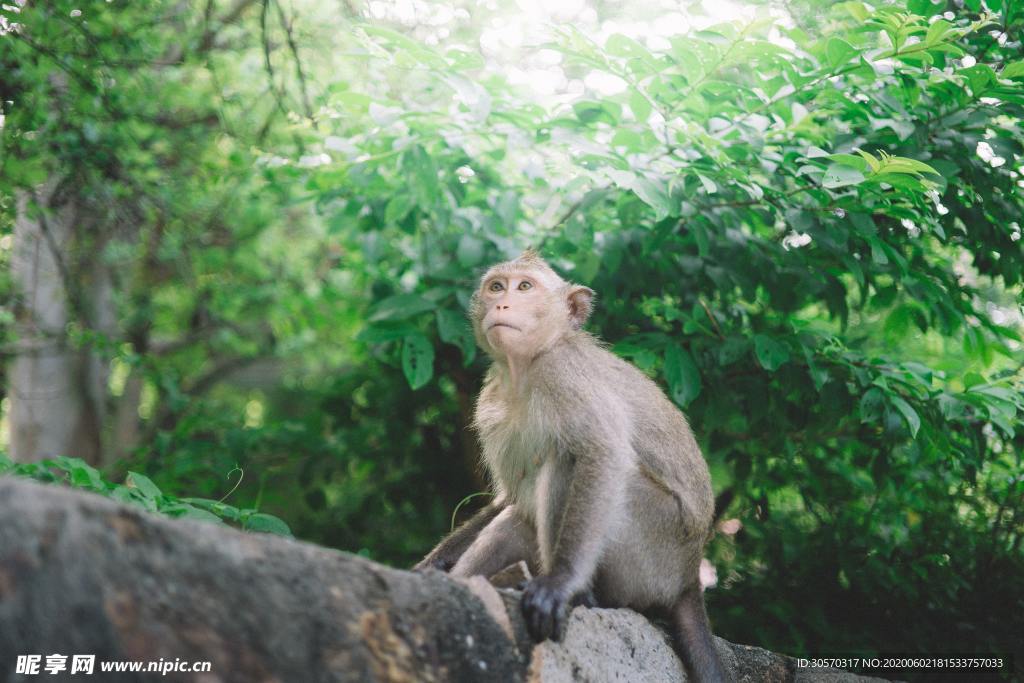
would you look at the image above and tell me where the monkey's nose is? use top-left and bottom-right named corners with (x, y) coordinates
top-left (497, 304), bottom-right (510, 310)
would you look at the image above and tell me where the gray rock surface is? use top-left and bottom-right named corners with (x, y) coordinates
top-left (0, 478), bottom-right (882, 682)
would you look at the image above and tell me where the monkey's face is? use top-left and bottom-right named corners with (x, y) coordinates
top-left (474, 269), bottom-right (566, 359)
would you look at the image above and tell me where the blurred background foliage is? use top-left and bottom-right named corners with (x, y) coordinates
top-left (1, 0), bottom-right (1022, 665)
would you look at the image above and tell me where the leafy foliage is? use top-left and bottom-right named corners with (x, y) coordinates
top-left (0, 453), bottom-right (291, 535)
top-left (288, 1), bottom-right (1024, 660)
top-left (1, 0), bottom-right (1022, 666)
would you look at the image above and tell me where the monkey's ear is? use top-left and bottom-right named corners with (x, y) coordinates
top-left (567, 286), bottom-right (595, 329)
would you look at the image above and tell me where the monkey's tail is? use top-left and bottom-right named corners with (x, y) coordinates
top-left (671, 585), bottom-right (729, 683)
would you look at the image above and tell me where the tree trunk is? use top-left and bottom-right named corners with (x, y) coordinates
top-left (8, 179), bottom-right (114, 464)
top-left (0, 477), bottom-right (884, 683)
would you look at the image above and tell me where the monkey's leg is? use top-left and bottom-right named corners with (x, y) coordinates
top-left (413, 502), bottom-right (505, 572)
top-left (523, 446), bottom-right (629, 643)
top-left (450, 506), bottom-right (537, 579)
top-left (670, 584), bottom-right (728, 683)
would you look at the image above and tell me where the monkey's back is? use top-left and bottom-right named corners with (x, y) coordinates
top-left (541, 334), bottom-right (716, 605)
top-left (474, 332), bottom-right (715, 607)
top-left (536, 333), bottom-right (715, 534)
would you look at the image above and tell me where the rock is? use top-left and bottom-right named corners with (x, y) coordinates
top-left (0, 478), bottom-right (883, 682)
top-left (489, 560), bottom-right (532, 589)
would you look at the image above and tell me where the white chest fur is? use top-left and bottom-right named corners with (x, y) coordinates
top-left (474, 386), bottom-right (556, 520)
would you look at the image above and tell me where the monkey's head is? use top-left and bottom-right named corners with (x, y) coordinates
top-left (470, 249), bottom-right (594, 361)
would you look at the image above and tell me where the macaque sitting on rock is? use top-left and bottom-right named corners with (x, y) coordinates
top-left (415, 250), bottom-right (726, 682)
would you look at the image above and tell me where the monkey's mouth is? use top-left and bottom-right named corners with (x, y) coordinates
top-left (487, 322), bottom-right (520, 331)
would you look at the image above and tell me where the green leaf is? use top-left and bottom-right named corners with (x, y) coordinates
top-left (357, 322), bottom-right (418, 344)
top-left (168, 504), bottom-right (223, 524)
top-left (606, 33), bottom-right (655, 63)
top-left (446, 47), bottom-right (485, 70)
top-left (402, 333), bottom-right (435, 389)
top-left (867, 237), bottom-right (889, 265)
top-left (572, 100), bottom-right (621, 125)
top-left (362, 25), bottom-right (447, 68)
top-left (963, 372), bottom-right (987, 389)
top-left (826, 37), bottom-right (857, 68)
top-left (369, 294), bottom-right (435, 322)
top-left (456, 234), bottom-right (484, 267)
top-left (889, 396), bottom-right (921, 438)
top-left (436, 309), bottom-right (476, 367)
top-left (718, 337), bottom-right (749, 366)
top-left (968, 385), bottom-right (1020, 403)
top-left (110, 486), bottom-right (153, 510)
top-left (634, 349), bottom-right (657, 372)
top-left (663, 344), bottom-right (702, 407)
top-left (385, 193), bottom-right (414, 224)
top-left (70, 463), bottom-right (104, 490)
top-left (821, 164), bottom-right (865, 189)
top-left (4, 158), bottom-right (48, 185)
top-left (183, 497), bottom-right (243, 521)
top-left (938, 394), bottom-right (965, 419)
top-left (628, 88), bottom-right (652, 122)
top-left (924, 19), bottom-right (953, 47)
top-left (244, 513), bottom-right (293, 536)
top-left (613, 333), bottom-right (670, 357)
top-left (960, 64), bottom-right (996, 96)
top-left (696, 173), bottom-right (717, 194)
top-left (875, 155), bottom-right (940, 176)
top-left (1003, 60), bottom-right (1024, 79)
top-left (908, 0), bottom-right (944, 11)
top-left (126, 472), bottom-right (163, 499)
top-left (807, 357), bottom-right (829, 391)
top-left (630, 177), bottom-right (674, 220)
top-left (691, 223), bottom-right (710, 258)
top-left (828, 153), bottom-right (869, 171)
top-left (402, 145), bottom-right (442, 210)
top-left (839, 1), bottom-right (870, 21)
top-left (753, 335), bottom-right (789, 371)
top-left (859, 387), bottom-right (886, 423)
top-left (854, 150), bottom-right (880, 173)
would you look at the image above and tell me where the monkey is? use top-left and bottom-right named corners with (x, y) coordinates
top-left (415, 249), bottom-right (727, 682)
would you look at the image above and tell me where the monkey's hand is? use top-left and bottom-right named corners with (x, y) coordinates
top-left (522, 574), bottom-right (572, 642)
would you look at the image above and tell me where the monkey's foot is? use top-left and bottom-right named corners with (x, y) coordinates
top-left (570, 589), bottom-right (598, 608)
top-left (522, 575), bottom-right (571, 643)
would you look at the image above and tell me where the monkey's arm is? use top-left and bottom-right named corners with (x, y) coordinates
top-left (413, 500), bottom-right (505, 572)
top-left (523, 435), bottom-right (630, 641)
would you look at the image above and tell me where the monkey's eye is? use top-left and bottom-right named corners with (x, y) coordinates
top-left (488, 281), bottom-right (504, 292)
top-left (517, 281), bottom-right (532, 291)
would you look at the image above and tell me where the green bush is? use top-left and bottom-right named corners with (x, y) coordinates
top-left (1, 0), bottom-right (1021, 666)
top-left (0, 453), bottom-right (291, 536)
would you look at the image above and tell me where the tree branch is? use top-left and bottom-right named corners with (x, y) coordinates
top-left (273, 0), bottom-right (317, 127)
top-left (197, 0), bottom-right (262, 53)
top-left (260, 0), bottom-right (290, 119)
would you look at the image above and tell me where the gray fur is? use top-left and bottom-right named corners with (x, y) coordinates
top-left (416, 253), bottom-right (727, 682)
